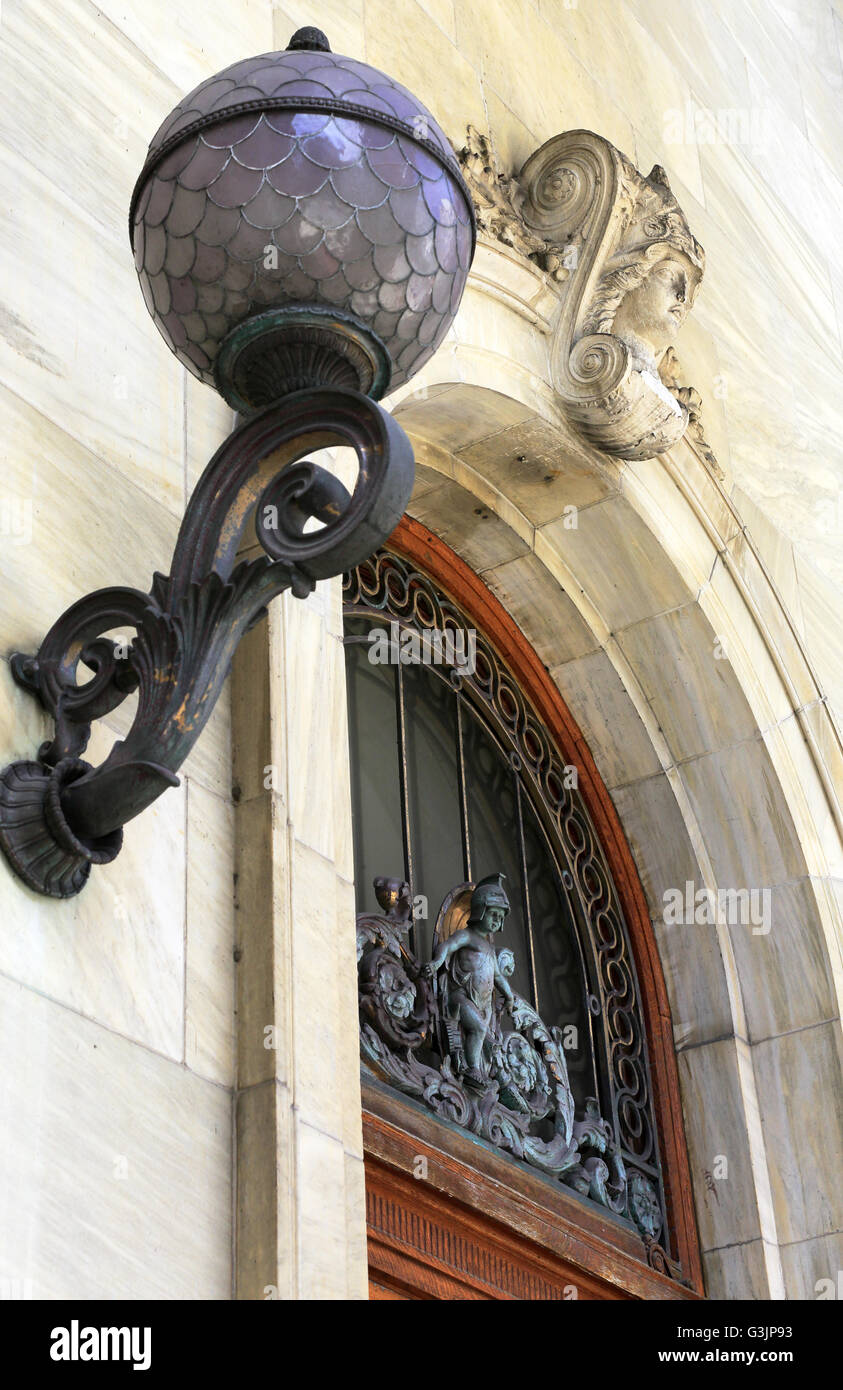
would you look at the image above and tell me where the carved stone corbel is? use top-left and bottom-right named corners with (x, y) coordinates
top-left (519, 130), bottom-right (706, 460)
top-left (459, 128), bottom-right (716, 465)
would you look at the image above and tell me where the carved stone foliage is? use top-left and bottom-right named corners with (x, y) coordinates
top-left (458, 126), bottom-right (721, 467)
top-left (457, 127), bottom-right (569, 280)
top-left (358, 872), bottom-right (667, 1260)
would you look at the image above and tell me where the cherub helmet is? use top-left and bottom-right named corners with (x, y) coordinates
top-left (467, 872), bottom-right (510, 926)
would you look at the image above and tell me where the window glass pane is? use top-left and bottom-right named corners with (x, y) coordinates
top-left (461, 707), bottom-right (533, 1005)
top-left (403, 661), bottom-right (464, 962)
top-left (522, 799), bottom-right (595, 1110)
top-left (345, 619), bottom-right (404, 915)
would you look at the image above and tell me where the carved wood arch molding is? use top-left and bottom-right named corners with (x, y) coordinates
top-left (362, 515), bottom-right (704, 1299)
top-left (458, 127), bottom-right (720, 470)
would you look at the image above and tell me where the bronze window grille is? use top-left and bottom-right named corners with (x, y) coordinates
top-left (343, 547), bottom-right (676, 1272)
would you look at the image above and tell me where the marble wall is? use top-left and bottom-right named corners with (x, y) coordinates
top-left (0, 0), bottom-right (273, 1300)
top-left (269, 0), bottom-right (843, 727)
top-left (0, 0), bottom-right (840, 1302)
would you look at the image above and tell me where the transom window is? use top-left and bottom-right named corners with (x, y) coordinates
top-left (344, 546), bottom-right (674, 1271)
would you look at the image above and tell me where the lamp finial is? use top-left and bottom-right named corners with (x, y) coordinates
top-left (286, 26), bottom-right (331, 52)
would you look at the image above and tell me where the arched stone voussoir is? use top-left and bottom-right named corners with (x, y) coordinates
top-left (397, 379), bottom-right (843, 1298)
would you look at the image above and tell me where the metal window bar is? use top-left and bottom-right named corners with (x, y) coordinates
top-left (513, 774), bottom-right (540, 1010)
top-left (455, 690), bottom-right (472, 885)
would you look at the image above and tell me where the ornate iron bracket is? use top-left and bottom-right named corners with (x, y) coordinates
top-left (0, 387), bottom-right (414, 897)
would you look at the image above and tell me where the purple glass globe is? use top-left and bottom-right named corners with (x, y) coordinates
top-left (130, 27), bottom-right (475, 411)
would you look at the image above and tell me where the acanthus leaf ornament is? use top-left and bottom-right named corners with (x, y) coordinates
top-left (660, 347), bottom-right (725, 479)
top-left (457, 127), bottom-right (568, 280)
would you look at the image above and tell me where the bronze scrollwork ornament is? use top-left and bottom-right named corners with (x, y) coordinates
top-left (0, 28), bottom-right (476, 896)
top-left (0, 396), bottom-right (415, 896)
top-left (358, 872), bottom-right (667, 1258)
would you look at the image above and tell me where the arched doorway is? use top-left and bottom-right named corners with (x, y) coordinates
top-left (347, 520), bottom-right (703, 1298)
top-left (372, 375), bottom-right (842, 1300)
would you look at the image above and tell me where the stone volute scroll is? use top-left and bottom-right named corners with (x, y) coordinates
top-left (459, 127), bottom-right (719, 467)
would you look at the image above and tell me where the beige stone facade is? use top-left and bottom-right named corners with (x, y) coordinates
top-left (0, 0), bottom-right (841, 1301)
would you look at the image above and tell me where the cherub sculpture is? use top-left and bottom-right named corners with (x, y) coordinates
top-left (357, 867), bottom-right (643, 1235)
top-left (422, 872), bottom-right (526, 1085)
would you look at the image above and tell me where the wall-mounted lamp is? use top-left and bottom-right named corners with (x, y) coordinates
top-left (0, 26), bottom-right (475, 898)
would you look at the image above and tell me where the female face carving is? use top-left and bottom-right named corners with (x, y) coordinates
top-left (613, 255), bottom-right (696, 360)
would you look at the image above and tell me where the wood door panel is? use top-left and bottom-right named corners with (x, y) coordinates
top-left (364, 1101), bottom-right (701, 1300)
top-left (367, 1154), bottom-right (620, 1300)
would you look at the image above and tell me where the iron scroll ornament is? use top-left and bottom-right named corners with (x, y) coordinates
top-left (358, 872), bottom-right (674, 1272)
top-left (0, 388), bottom-right (414, 897)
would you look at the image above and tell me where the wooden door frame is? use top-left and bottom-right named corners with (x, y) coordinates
top-left (364, 1087), bottom-right (699, 1299)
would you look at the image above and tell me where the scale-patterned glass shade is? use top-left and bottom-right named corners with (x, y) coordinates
top-left (130, 32), bottom-right (475, 402)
